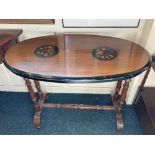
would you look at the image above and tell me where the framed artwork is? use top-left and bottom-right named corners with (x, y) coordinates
top-left (62, 19), bottom-right (140, 28)
top-left (0, 19), bottom-right (55, 24)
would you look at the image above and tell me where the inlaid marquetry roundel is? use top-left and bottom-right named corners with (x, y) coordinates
top-left (34, 45), bottom-right (58, 58)
top-left (92, 47), bottom-right (118, 60)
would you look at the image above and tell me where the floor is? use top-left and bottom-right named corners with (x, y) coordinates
top-left (0, 92), bottom-right (142, 135)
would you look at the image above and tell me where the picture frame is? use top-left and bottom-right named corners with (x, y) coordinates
top-left (0, 19), bottom-right (55, 24)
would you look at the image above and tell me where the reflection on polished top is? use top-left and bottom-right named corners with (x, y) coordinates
top-left (4, 34), bottom-right (151, 83)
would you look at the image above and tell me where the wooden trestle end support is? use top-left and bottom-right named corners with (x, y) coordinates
top-left (24, 78), bottom-right (47, 128)
top-left (24, 78), bottom-right (130, 130)
top-left (113, 79), bottom-right (130, 130)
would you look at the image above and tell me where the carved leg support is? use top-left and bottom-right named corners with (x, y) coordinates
top-left (34, 80), bottom-right (47, 109)
top-left (113, 80), bottom-right (122, 102)
top-left (24, 78), bottom-right (42, 128)
top-left (115, 80), bottom-right (130, 130)
top-left (34, 80), bottom-right (44, 100)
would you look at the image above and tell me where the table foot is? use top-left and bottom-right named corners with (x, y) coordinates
top-left (116, 112), bottom-right (124, 130)
top-left (34, 111), bottom-right (41, 128)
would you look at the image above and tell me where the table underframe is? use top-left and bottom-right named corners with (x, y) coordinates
top-left (24, 78), bottom-right (132, 130)
top-left (23, 65), bottom-right (151, 131)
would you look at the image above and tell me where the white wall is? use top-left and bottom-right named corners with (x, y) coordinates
top-left (140, 20), bottom-right (155, 88)
top-left (0, 19), bottom-right (150, 104)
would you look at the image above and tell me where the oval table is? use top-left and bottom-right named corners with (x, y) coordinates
top-left (4, 34), bottom-right (151, 130)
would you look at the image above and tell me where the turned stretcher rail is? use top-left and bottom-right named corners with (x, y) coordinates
top-left (42, 103), bottom-right (114, 110)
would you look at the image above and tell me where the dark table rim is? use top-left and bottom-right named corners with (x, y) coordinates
top-left (3, 57), bottom-right (152, 83)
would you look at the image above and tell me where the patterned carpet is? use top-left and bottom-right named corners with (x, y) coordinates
top-left (0, 92), bottom-right (142, 135)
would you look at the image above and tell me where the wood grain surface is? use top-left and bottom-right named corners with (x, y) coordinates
top-left (4, 34), bottom-right (151, 82)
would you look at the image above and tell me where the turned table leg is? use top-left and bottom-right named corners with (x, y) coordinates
top-left (115, 80), bottom-right (130, 130)
top-left (34, 80), bottom-right (44, 100)
top-left (34, 80), bottom-right (47, 110)
top-left (24, 78), bottom-right (42, 128)
top-left (113, 80), bottom-right (122, 102)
